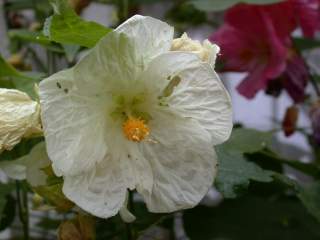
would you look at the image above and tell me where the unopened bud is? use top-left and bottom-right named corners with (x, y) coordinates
top-left (171, 33), bottom-right (220, 67)
top-left (0, 89), bottom-right (42, 153)
top-left (282, 105), bottom-right (298, 137)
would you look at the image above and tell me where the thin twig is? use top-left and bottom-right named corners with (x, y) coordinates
top-left (16, 181), bottom-right (29, 240)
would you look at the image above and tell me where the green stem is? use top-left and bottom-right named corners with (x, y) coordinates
top-left (27, 46), bottom-right (48, 73)
top-left (46, 51), bottom-right (56, 75)
top-left (16, 181), bottom-right (29, 240)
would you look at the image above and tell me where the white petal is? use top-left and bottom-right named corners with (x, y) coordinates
top-left (116, 15), bottom-right (174, 65)
top-left (73, 16), bottom-right (173, 97)
top-left (143, 51), bottom-right (232, 145)
top-left (0, 89), bottom-right (41, 152)
top-left (73, 31), bottom-right (143, 96)
top-left (169, 64), bottom-right (232, 144)
top-left (24, 142), bottom-right (51, 187)
top-left (138, 109), bottom-right (217, 212)
top-left (63, 155), bottom-right (127, 219)
top-left (0, 159), bottom-right (26, 180)
top-left (203, 39), bottom-right (220, 67)
top-left (39, 69), bottom-right (107, 176)
top-left (119, 191), bottom-right (136, 223)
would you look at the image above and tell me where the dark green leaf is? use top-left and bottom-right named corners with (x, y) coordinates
top-left (8, 29), bottom-right (63, 52)
top-left (293, 37), bottom-right (320, 51)
top-left (215, 128), bottom-right (274, 198)
top-left (247, 150), bottom-right (320, 178)
top-left (43, 0), bottom-right (111, 48)
top-left (0, 195), bottom-right (16, 231)
top-left (0, 183), bottom-right (15, 231)
top-left (9, 30), bottom-right (52, 45)
top-left (312, 75), bottom-right (320, 84)
top-left (298, 181), bottom-right (320, 223)
top-left (273, 174), bottom-right (320, 223)
top-left (222, 128), bottom-right (273, 153)
top-left (215, 146), bottom-right (273, 198)
top-left (0, 138), bottom-right (43, 162)
top-left (188, 0), bottom-right (283, 12)
top-left (184, 195), bottom-right (320, 240)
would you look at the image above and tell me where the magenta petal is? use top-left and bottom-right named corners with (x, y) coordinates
top-left (293, 0), bottom-right (320, 38)
top-left (282, 55), bottom-right (308, 103)
top-left (210, 25), bottom-right (256, 72)
top-left (237, 64), bottom-right (269, 98)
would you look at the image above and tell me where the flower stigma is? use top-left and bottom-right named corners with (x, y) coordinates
top-left (122, 117), bottom-right (150, 142)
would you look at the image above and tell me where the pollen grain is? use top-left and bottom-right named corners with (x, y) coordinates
top-left (122, 117), bottom-right (150, 142)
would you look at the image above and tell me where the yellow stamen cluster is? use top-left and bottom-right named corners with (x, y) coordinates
top-left (122, 117), bottom-right (150, 142)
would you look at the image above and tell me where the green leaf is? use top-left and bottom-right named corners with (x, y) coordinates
top-left (313, 75), bottom-right (320, 84)
top-left (215, 128), bottom-right (274, 198)
top-left (8, 29), bottom-right (63, 52)
top-left (0, 54), bottom-right (43, 99)
top-left (183, 195), bottom-right (320, 240)
top-left (248, 150), bottom-right (320, 178)
top-left (9, 30), bottom-right (52, 45)
top-left (298, 181), bottom-right (320, 223)
top-left (188, 0), bottom-right (283, 12)
top-left (0, 183), bottom-right (15, 229)
top-left (272, 174), bottom-right (320, 223)
top-left (43, 0), bottom-right (111, 48)
top-left (222, 128), bottom-right (273, 153)
top-left (0, 195), bottom-right (16, 231)
top-left (215, 146), bottom-right (273, 198)
top-left (293, 37), bottom-right (320, 51)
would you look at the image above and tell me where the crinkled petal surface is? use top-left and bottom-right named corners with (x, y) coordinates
top-left (0, 89), bottom-right (41, 152)
top-left (73, 15), bottom-right (173, 96)
top-left (39, 69), bottom-right (107, 176)
top-left (40, 15), bottom-right (233, 219)
top-left (116, 15), bottom-right (174, 65)
top-left (142, 52), bottom-right (232, 144)
top-left (63, 154), bottom-right (127, 219)
top-left (138, 109), bottom-right (217, 212)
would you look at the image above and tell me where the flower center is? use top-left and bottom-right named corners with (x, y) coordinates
top-left (122, 117), bottom-right (150, 142)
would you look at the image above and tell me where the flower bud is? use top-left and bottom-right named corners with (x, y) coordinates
top-left (282, 105), bottom-right (298, 137)
top-left (0, 89), bottom-right (42, 153)
top-left (171, 33), bottom-right (220, 67)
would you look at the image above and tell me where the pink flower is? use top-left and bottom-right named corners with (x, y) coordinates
top-left (292, 0), bottom-right (320, 38)
top-left (210, 3), bottom-right (308, 102)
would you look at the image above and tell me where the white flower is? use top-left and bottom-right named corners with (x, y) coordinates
top-left (39, 15), bottom-right (233, 219)
top-left (171, 32), bottom-right (220, 66)
top-left (0, 142), bottom-right (50, 185)
top-left (0, 89), bottom-right (42, 153)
